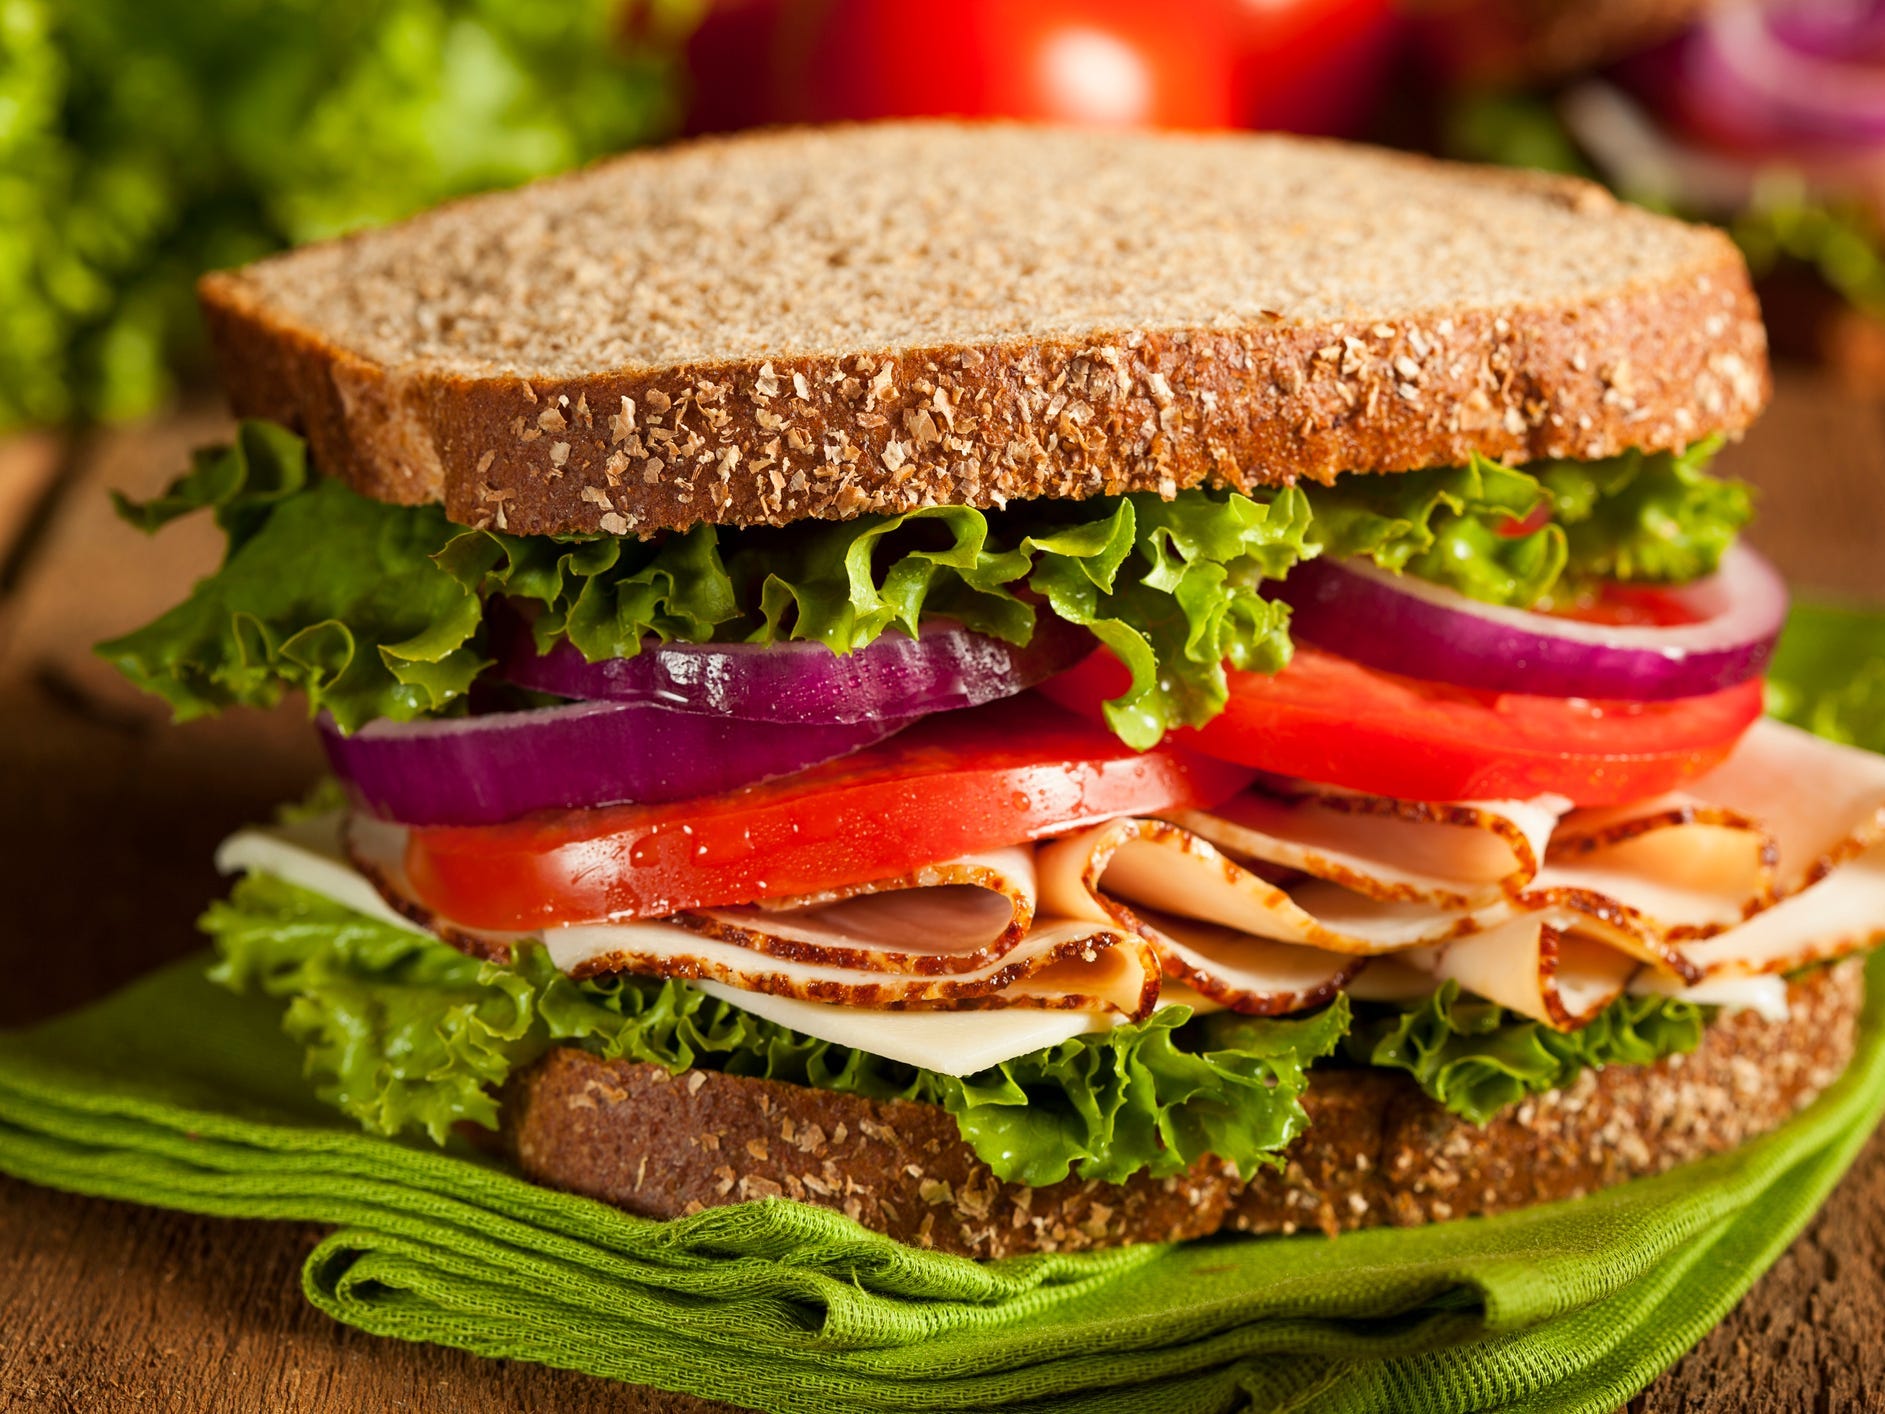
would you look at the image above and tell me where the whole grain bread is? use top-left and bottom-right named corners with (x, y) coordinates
top-left (501, 959), bottom-right (1862, 1261)
top-left (198, 122), bottom-right (1768, 539)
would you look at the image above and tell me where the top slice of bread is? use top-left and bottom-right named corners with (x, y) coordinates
top-left (198, 121), bottom-right (1769, 538)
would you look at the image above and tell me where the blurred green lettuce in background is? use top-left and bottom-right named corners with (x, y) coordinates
top-left (0, 0), bottom-right (685, 433)
top-left (1766, 602), bottom-right (1885, 756)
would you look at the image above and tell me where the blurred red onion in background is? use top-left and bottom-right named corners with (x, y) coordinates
top-left (1642, 0), bottom-right (1885, 153)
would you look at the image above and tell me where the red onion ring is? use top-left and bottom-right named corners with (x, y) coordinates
top-left (319, 702), bottom-right (916, 826)
top-left (1676, 4), bottom-right (1885, 147)
top-left (1769, 1), bottom-right (1885, 62)
top-left (490, 606), bottom-right (1094, 724)
top-left (1271, 543), bottom-right (1787, 702)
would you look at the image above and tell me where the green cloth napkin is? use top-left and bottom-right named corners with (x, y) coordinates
top-left (2, 954), bottom-right (1881, 1414)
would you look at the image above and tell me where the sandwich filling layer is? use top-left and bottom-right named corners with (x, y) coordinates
top-left (205, 836), bottom-right (1713, 1188)
top-left (104, 422), bottom-right (1885, 1198)
top-left (99, 424), bottom-right (1748, 748)
top-left (200, 693), bottom-right (1884, 1188)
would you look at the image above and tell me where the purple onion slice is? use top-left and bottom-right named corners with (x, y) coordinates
top-left (1272, 543), bottom-right (1788, 701)
top-left (1683, 5), bottom-right (1885, 145)
top-left (490, 607), bottom-right (1094, 724)
top-left (320, 701), bottom-right (916, 826)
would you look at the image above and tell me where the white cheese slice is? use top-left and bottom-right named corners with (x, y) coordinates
top-left (1628, 970), bottom-right (1790, 1023)
top-left (215, 815), bottom-right (423, 935)
top-left (690, 981), bottom-right (1115, 1075)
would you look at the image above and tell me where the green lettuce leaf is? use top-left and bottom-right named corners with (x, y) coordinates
top-left (1300, 454), bottom-right (1567, 608)
top-left (1297, 441), bottom-right (1750, 608)
top-left (1344, 982), bottom-right (1708, 1126)
top-left (205, 871), bottom-right (540, 1139)
top-left (102, 422), bottom-right (1313, 748)
top-left (1734, 195), bottom-right (1885, 320)
top-left (455, 487), bottom-right (1313, 749)
top-left (96, 426), bottom-right (489, 732)
top-left (205, 872), bottom-right (1348, 1183)
top-left (942, 998), bottom-right (1349, 1186)
top-left (1765, 602), bottom-right (1885, 755)
top-left (1, 0), bottom-right (680, 433)
top-left (1536, 436), bottom-right (1752, 587)
top-left (101, 422), bottom-right (1748, 742)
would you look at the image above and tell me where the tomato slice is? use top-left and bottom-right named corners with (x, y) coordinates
top-left (403, 693), bottom-right (1254, 931)
top-left (1545, 583), bottom-right (1702, 629)
top-left (1496, 502), bottom-right (1552, 538)
top-left (1042, 647), bottom-right (1764, 807)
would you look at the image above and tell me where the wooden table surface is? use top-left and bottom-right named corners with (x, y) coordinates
top-left (2, 376), bottom-right (1882, 1413)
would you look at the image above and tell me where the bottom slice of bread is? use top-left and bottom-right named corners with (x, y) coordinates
top-left (502, 961), bottom-right (1864, 1260)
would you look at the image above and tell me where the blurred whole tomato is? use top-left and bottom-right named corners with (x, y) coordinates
top-left (681, 0), bottom-right (1399, 137)
top-left (1229, 0), bottom-right (1402, 136)
top-left (681, 0), bottom-right (791, 133)
top-left (770, 0), bottom-right (1236, 129)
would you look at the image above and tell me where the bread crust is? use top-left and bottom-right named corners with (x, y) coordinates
top-left (196, 125), bottom-right (1769, 539)
top-left (501, 960), bottom-right (1863, 1260)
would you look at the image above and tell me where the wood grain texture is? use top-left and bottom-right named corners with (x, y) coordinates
top-left (0, 371), bottom-right (1880, 1413)
top-left (0, 1182), bottom-right (750, 1414)
top-left (1624, 1125), bottom-right (1885, 1414)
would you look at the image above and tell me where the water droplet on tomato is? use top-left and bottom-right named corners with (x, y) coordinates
top-left (628, 828), bottom-right (688, 872)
